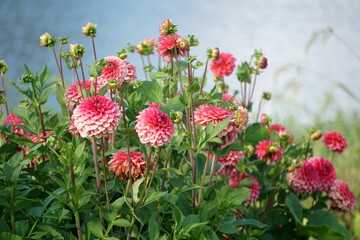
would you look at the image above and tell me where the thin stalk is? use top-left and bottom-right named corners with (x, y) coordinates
top-left (140, 55), bottom-right (148, 80)
top-left (197, 150), bottom-right (211, 206)
top-left (256, 98), bottom-right (264, 122)
top-left (91, 37), bottom-right (97, 61)
top-left (331, 152), bottom-right (335, 162)
top-left (161, 149), bottom-right (171, 191)
top-left (208, 150), bottom-right (218, 186)
top-left (10, 210), bottom-right (16, 234)
top-left (248, 75), bottom-right (257, 107)
top-left (101, 137), bottom-right (110, 211)
top-left (69, 163), bottom-right (76, 186)
top-left (71, 57), bottom-right (86, 99)
top-left (174, 49), bottom-right (184, 92)
top-left (30, 81), bottom-right (47, 143)
top-left (74, 210), bottom-right (83, 240)
top-left (52, 48), bottom-right (65, 89)
top-left (304, 136), bottom-right (311, 160)
top-left (91, 139), bottom-right (104, 224)
top-left (200, 58), bottom-right (210, 94)
top-left (1, 73), bottom-right (9, 115)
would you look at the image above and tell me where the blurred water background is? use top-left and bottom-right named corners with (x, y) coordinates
top-left (1, 0), bottom-right (360, 124)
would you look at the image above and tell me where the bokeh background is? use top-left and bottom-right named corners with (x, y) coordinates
top-left (1, 0), bottom-right (360, 237)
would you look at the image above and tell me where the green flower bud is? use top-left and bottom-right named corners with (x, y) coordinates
top-left (0, 60), bottom-right (8, 74)
top-left (268, 145), bottom-right (278, 153)
top-left (310, 130), bottom-right (322, 141)
top-left (59, 37), bottom-right (69, 45)
top-left (108, 79), bottom-right (118, 89)
top-left (262, 92), bottom-right (271, 100)
top-left (132, 80), bottom-right (142, 88)
top-left (82, 22), bottom-right (97, 37)
top-left (244, 144), bottom-right (254, 157)
top-left (170, 110), bottom-right (183, 124)
top-left (69, 44), bottom-right (86, 60)
top-left (20, 73), bottom-right (35, 84)
top-left (39, 32), bottom-right (56, 48)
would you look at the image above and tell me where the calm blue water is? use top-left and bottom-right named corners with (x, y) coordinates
top-left (1, 0), bottom-right (360, 124)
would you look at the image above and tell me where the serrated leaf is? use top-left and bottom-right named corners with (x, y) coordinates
top-left (285, 192), bottom-right (303, 224)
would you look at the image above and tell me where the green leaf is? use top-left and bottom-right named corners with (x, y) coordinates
top-left (208, 116), bottom-right (232, 141)
top-left (113, 218), bottom-right (132, 227)
top-left (149, 215), bottom-right (159, 240)
top-left (235, 219), bottom-right (267, 228)
top-left (236, 62), bottom-right (252, 83)
top-left (74, 141), bottom-right (86, 161)
top-left (0, 232), bottom-right (22, 240)
top-left (87, 217), bottom-right (104, 238)
top-left (139, 81), bottom-right (163, 103)
top-left (132, 178), bottom-right (144, 203)
top-left (15, 220), bottom-right (29, 237)
top-left (285, 192), bottom-right (303, 224)
top-left (218, 220), bottom-right (238, 234)
top-left (149, 71), bottom-right (169, 80)
top-left (230, 187), bottom-right (251, 206)
top-left (39, 87), bottom-right (53, 104)
top-left (142, 191), bottom-right (167, 208)
top-left (243, 123), bottom-right (268, 146)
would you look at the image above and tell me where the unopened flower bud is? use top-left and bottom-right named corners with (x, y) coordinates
top-left (20, 73), bottom-right (35, 84)
top-left (132, 80), bottom-right (142, 88)
top-left (108, 80), bottom-right (118, 89)
top-left (82, 22), bottom-right (97, 37)
top-left (184, 35), bottom-right (199, 47)
top-left (176, 38), bottom-right (190, 51)
top-left (159, 19), bottom-right (178, 36)
top-left (0, 60), bottom-right (8, 74)
top-left (69, 44), bottom-right (86, 60)
top-left (170, 110), bottom-right (183, 124)
top-left (40, 33), bottom-right (56, 48)
top-left (136, 38), bottom-right (155, 55)
top-left (268, 145), bottom-right (278, 153)
top-left (211, 47), bottom-right (220, 61)
top-left (311, 130), bottom-right (322, 141)
top-left (262, 92), bottom-right (271, 100)
top-left (260, 113), bottom-right (271, 127)
top-left (118, 52), bottom-right (128, 60)
top-left (59, 37), bottom-right (69, 45)
top-left (244, 144), bottom-right (254, 157)
top-left (257, 56), bottom-right (267, 69)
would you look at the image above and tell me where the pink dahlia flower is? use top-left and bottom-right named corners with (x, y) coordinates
top-left (159, 19), bottom-right (177, 36)
top-left (230, 173), bottom-right (260, 205)
top-left (222, 93), bottom-right (239, 104)
top-left (135, 107), bottom-right (174, 147)
top-left (158, 33), bottom-right (187, 62)
top-left (287, 160), bottom-right (320, 194)
top-left (124, 61), bottom-right (137, 82)
top-left (269, 123), bottom-right (295, 145)
top-left (3, 112), bottom-right (29, 138)
top-left (209, 52), bottom-right (236, 77)
top-left (217, 151), bottom-right (244, 176)
top-left (64, 80), bottom-right (102, 111)
top-left (260, 113), bottom-right (270, 127)
top-left (194, 105), bottom-right (240, 146)
top-left (322, 131), bottom-right (347, 154)
top-left (308, 157), bottom-right (336, 191)
top-left (108, 150), bottom-right (146, 182)
top-left (269, 124), bottom-right (287, 133)
top-left (97, 56), bottom-right (128, 85)
top-left (327, 180), bottom-right (355, 212)
top-left (255, 140), bottom-right (283, 164)
top-left (29, 131), bottom-right (52, 143)
top-left (72, 96), bottom-right (120, 138)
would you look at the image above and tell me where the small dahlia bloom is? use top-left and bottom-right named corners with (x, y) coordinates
top-left (97, 56), bottom-right (128, 85)
top-left (260, 113), bottom-right (271, 127)
top-left (269, 124), bottom-right (287, 133)
top-left (222, 93), bottom-right (239, 104)
top-left (194, 105), bottom-right (240, 146)
top-left (158, 34), bottom-right (186, 62)
top-left (217, 151), bottom-right (244, 176)
top-left (209, 52), bottom-right (236, 77)
top-left (287, 160), bottom-right (320, 194)
top-left (322, 131), bottom-right (347, 154)
top-left (308, 157), bottom-right (336, 191)
top-left (64, 80), bottom-right (102, 111)
top-left (108, 150), bottom-right (146, 182)
top-left (30, 131), bottom-right (52, 143)
top-left (230, 172), bottom-right (260, 205)
top-left (327, 180), bottom-right (355, 212)
top-left (3, 113), bottom-right (29, 138)
top-left (257, 56), bottom-right (268, 69)
top-left (233, 105), bottom-right (248, 132)
top-left (82, 22), bottom-right (97, 37)
top-left (269, 124), bottom-right (295, 145)
top-left (72, 96), bottom-right (120, 138)
top-left (136, 38), bottom-right (155, 55)
top-left (135, 107), bottom-right (174, 147)
top-left (159, 19), bottom-right (177, 36)
top-left (124, 61), bottom-right (137, 82)
top-left (255, 140), bottom-right (283, 164)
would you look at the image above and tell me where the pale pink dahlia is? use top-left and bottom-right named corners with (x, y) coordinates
top-left (3, 112), bottom-right (29, 138)
top-left (97, 56), bottom-right (128, 86)
top-left (194, 105), bottom-right (240, 146)
top-left (255, 140), bottom-right (283, 164)
top-left (230, 173), bottom-right (260, 205)
top-left (64, 80), bottom-right (102, 111)
top-left (159, 19), bottom-right (177, 36)
top-left (217, 151), bottom-right (244, 176)
top-left (124, 61), bottom-right (137, 82)
top-left (135, 107), bottom-right (174, 147)
top-left (287, 160), bottom-right (320, 194)
top-left (209, 52), bottom-right (236, 77)
top-left (327, 180), bottom-right (355, 212)
top-left (322, 131), bottom-right (347, 154)
top-left (108, 150), bottom-right (146, 182)
top-left (72, 96), bottom-right (120, 138)
top-left (308, 157), bottom-right (336, 191)
top-left (260, 113), bottom-right (270, 127)
top-left (222, 93), bottom-right (239, 103)
top-left (269, 124), bottom-right (287, 133)
top-left (157, 33), bottom-right (187, 62)
top-left (29, 131), bottom-right (52, 143)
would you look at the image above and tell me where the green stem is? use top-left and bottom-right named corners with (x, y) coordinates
top-left (197, 150), bottom-right (211, 206)
top-left (200, 58), bottom-right (210, 94)
top-left (304, 136), bottom-right (311, 159)
top-left (101, 138), bottom-right (110, 211)
top-left (208, 150), bottom-right (218, 186)
top-left (1, 73), bottom-right (9, 115)
top-left (91, 138), bottom-right (104, 225)
top-left (256, 98), bottom-right (263, 122)
top-left (10, 210), bottom-right (16, 234)
top-left (74, 210), bottom-right (83, 240)
top-left (52, 48), bottom-right (65, 89)
top-left (91, 37), bottom-right (97, 61)
top-left (140, 55), bottom-right (148, 80)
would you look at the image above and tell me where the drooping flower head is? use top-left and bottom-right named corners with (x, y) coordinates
top-left (322, 131), bottom-right (347, 154)
top-left (209, 52), bottom-right (236, 77)
top-left (217, 151), bottom-right (244, 177)
top-left (194, 105), bottom-right (240, 146)
top-left (159, 19), bottom-right (178, 36)
top-left (135, 106), bottom-right (174, 147)
top-left (286, 160), bottom-right (320, 194)
top-left (97, 56), bottom-right (128, 86)
top-left (230, 173), bottom-right (260, 205)
top-left (136, 38), bottom-right (155, 56)
top-left (72, 96), bottom-right (120, 138)
top-left (308, 157), bottom-right (336, 192)
top-left (327, 180), bottom-right (355, 212)
top-left (108, 150), bottom-right (146, 182)
top-left (255, 140), bottom-right (283, 164)
top-left (157, 33), bottom-right (188, 62)
top-left (64, 80), bottom-right (103, 111)
top-left (3, 112), bottom-right (29, 138)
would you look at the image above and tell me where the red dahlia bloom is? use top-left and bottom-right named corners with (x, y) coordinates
top-left (217, 151), bottom-right (244, 177)
top-left (327, 180), bottom-right (355, 212)
top-left (209, 52), bottom-right (236, 77)
top-left (230, 173), bottom-right (260, 205)
top-left (308, 157), bottom-right (336, 191)
top-left (194, 105), bottom-right (240, 146)
top-left (158, 33), bottom-right (186, 62)
top-left (135, 107), bottom-right (174, 147)
top-left (255, 140), bottom-right (283, 164)
top-left (322, 131), bottom-right (347, 154)
top-left (108, 150), bottom-right (146, 182)
top-left (64, 80), bottom-right (102, 111)
top-left (72, 96), bottom-right (120, 138)
top-left (287, 160), bottom-right (320, 194)
top-left (3, 112), bottom-right (29, 138)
